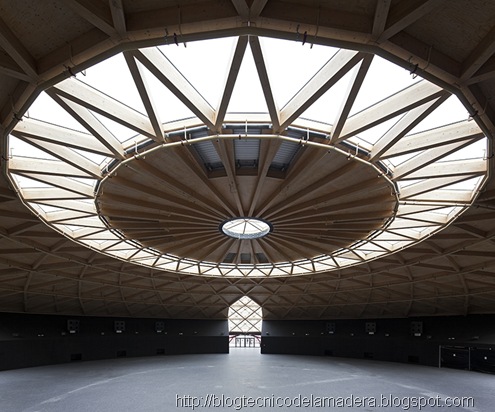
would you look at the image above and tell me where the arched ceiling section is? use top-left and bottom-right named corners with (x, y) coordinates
top-left (0, 0), bottom-right (494, 319)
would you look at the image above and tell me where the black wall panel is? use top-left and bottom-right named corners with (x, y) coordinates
top-left (261, 315), bottom-right (495, 371)
top-left (0, 313), bottom-right (228, 371)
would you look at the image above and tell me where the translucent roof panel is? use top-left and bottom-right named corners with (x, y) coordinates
top-left (25, 92), bottom-right (89, 133)
top-left (227, 43), bottom-right (269, 114)
top-left (349, 55), bottom-right (421, 116)
top-left (157, 37), bottom-right (236, 109)
top-left (261, 37), bottom-right (338, 109)
top-left (79, 53), bottom-right (147, 115)
top-left (6, 34), bottom-right (488, 278)
top-left (133, 57), bottom-right (200, 125)
top-left (408, 95), bottom-right (469, 134)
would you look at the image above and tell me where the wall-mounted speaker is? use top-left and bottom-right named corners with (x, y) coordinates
top-left (114, 320), bottom-right (125, 333)
top-left (365, 322), bottom-right (376, 334)
top-left (410, 321), bottom-right (423, 336)
top-left (326, 322), bottom-right (336, 334)
top-left (67, 319), bottom-right (80, 334)
top-left (155, 321), bottom-right (165, 333)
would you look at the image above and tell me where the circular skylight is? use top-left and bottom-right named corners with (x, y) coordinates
top-left (6, 34), bottom-right (488, 277)
top-left (221, 218), bottom-right (272, 239)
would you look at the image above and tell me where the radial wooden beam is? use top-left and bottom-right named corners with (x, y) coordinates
top-left (196, 238), bottom-right (236, 261)
top-left (180, 236), bottom-right (235, 262)
top-left (37, 199), bottom-right (96, 214)
top-left (377, 0), bottom-right (446, 43)
top-left (400, 175), bottom-right (481, 199)
top-left (267, 178), bottom-right (390, 221)
top-left (231, 0), bottom-right (249, 18)
top-left (274, 210), bottom-right (390, 225)
top-left (17, 172), bottom-right (94, 197)
top-left (47, 210), bottom-right (94, 223)
top-left (214, 36), bottom-right (248, 131)
top-left (331, 54), bottom-right (373, 141)
top-left (172, 147), bottom-right (236, 216)
top-left (124, 52), bottom-right (163, 141)
top-left (394, 139), bottom-right (483, 179)
top-left (121, 162), bottom-right (229, 218)
top-left (47, 92), bottom-right (125, 160)
top-left (272, 194), bottom-right (395, 222)
top-left (275, 233), bottom-right (350, 252)
top-left (21, 187), bottom-right (87, 201)
top-left (0, 17), bottom-right (37, 80)
top-left (339, 81), bottom-right (445, 140)
top-left (213, 139), bottom-right (245, 216)
top-left (372, 0), bottom-right (392, 39)
top-left (65, 0), bottom-right (115, 36)
top-left (278, 50), bottom-right (365, 132)
top-left (12, 117), bottom-right (115, 156)
top-left (170, 144), bottom-right (237, 217)
top-left (249, 36), bottom-right (280, 130)
top-left (109, 0), bottom-right (127, 37)
top-left (51, 78), bottom-right (156, 140)
top-left (406, 189), bottom-right (472, 204)
top-left (258, 236), bottom-right (294, 262)
top-left (369, 94), bottom-right (449, 161)
top-left (380, 120), bottom-right (484, 159)
top-left (465, 56), bottom-right (495, 85)
top-left (131, 48), bottom-right (216, 130)
top-left (9, 152), bottom-right (94, 181)
top-left (101, 183), bottom-right (220, 222)
top-left (256, 160), bottom-right (356, 217)
top-left (0, 51), bottom-right (32, 82)
top-left (250, 0), bottom-right (269, 17)
top-left (461, 23), bottom-right (495, 82)
top-left (399, 158), bottom-right (486, 180)
top-left (100, 206), bottom-right (213, 224)
top-left (248, 139), bottom-right (282, 216)
top-left (252, 238), bottom-right (277, 263)
top-left (16, 135), bottom-right (102, 178)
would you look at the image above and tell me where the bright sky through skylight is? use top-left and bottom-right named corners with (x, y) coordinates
top-left (7, 34), bottom-right (488, 277)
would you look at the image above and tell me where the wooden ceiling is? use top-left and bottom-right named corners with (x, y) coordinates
top-left (0, 0), bottom-right (495, 320)
top-left (99, 140), bottom-right (395, 264)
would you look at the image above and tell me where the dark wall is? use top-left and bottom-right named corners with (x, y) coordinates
top-left (0, 312), bottom-right (229, 371)
top-left (261, 315), bottom-right (495, 373)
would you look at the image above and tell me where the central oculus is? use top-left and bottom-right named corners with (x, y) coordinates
top-left (220, 218), bottom-right (272, 239)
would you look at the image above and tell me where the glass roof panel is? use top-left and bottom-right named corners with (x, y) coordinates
top-left (349, 55), bottom-right (420, 116)
top-left (440, 139), bottom-right (486, 161)
top-left (157, 37), bottom-right (236, 109)
top-left (9, 136), bottom-right (58, 160)
top-left (261, 37), bottom-right (338, 109)
top-left (226, 43), bottom-right (269, 114)
top-left (407, 95), bottom-right (469, 134)
top-left (6, 34), bottom-right (489, 278)
top-left (135, 57), bottom-right (199, 124)
top-left (79, 53), bottom-right (147, 115)
top-left (11, 174), bottom-right (51, 188)
top-left (26, 92), bottom-right (88, 133)
top-left (299, 68), bottom-right (356, 128)
top-left (91, 112), bottom-right (140, 144)
top-left (355, 115), bottom-right (404, 146)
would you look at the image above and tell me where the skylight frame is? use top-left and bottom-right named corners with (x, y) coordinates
top-left (6, 34), bottom-right (488, 278)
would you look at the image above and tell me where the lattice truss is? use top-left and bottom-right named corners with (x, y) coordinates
top-left (228, 296), bottom-right (262, 333)
top-left (6, 34), bottom-right (488, 278)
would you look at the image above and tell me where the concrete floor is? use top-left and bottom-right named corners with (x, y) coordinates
top-left (0, 349), bottom-right (493, 411)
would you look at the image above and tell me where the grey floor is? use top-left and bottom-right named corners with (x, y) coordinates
top-left (0, 349), bottom-right (493, 411)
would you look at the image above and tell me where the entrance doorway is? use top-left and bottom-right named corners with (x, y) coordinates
top-left (228, 296), bottom-right (262, 348)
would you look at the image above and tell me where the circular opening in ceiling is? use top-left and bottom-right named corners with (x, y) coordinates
top-left (220, 217), bottom-right (272, 239)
